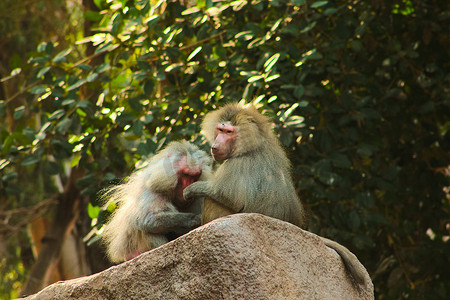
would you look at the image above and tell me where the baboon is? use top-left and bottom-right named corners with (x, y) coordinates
top-left (184, 103), bottom-right (368, 285)
top-left (102, 141), bottom-right (212, 263)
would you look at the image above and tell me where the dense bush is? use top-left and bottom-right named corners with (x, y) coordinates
top-left (1, 0), bottom-right (448, 298)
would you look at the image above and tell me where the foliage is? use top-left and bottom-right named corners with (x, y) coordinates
top-left (1, 0), bottom-right (448, 298)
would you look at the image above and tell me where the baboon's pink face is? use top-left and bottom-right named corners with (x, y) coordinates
top-left (174, 155), bottom-right (202, 209)
top-left (211, 122), bottom-right (237, 162)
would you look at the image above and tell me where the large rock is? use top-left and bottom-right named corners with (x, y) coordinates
top-left (21, 213), bottom-right (374, 299)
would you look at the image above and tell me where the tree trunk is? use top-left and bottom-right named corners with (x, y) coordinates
top-left (20, 167), bottom-right (84, 296)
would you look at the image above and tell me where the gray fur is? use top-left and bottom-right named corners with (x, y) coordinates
top-left (184, 103), bottom-right (368, 285)
top-left (102, 141), bottom-right (212, 263)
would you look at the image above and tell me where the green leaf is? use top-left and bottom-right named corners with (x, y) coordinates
top-left (76, 64), bottom-right (93, 71)
top-left (77, 100), bottom-right (91, 108)
top-left (5, 184), bottom-right (22, 195)
top-left (53, 49), bottom-right (71, 63)
top-left (311, 1), bottom-right (328, 8)
top-left (324, 7), bottom-right (338, 15)
top-left (96, 63), bottom-right (111, 73)
top-left (137, 142), bottom-right (151, 156)
top-left (37, 66), bottom-right (51, 78)
top-left (84, 10), bottom-right (102, 22)
top-left (357, 144), bottom-right (378, 157)
top-left (62, 99), bottom-right (76, 107)
top-left (356, 192), bottom-right (375, 208)
top-left (0, 159), bottom-right (10, 170)
top-left (56, 119), bottom-right (72, 134)
top-left (294, 85), bottom-right (304, 99)
top-left (351, 40), bottom-right (364, 52)
top-left (68, 79), bottom-right (87, 91)
top-left (116, 113), bottom-right (134, 126)
top-left (106, 201), bottom-right (116, 213)
top-left (330, 152), bottom-right (352, 168)
top-left (29, 56), bottom-right (50, 64)
top-left (14, 106), bottom-right (25, 119)
top-left (279, 128), bottom-right (293, 147)
top-left (165, 47), bottom-right (182, 59)
top-left (132, 120), bottom-right (144, 135)
top-left (2, 172), bottom-right (18, 182)
top-left (77, 173), bottom-right (97, 187)
top-left (352, 235), bottom-right (375, 249)
top-left (88, 203), bottom-right (101, 219)
top-left (71, 154), bottom-right (81, 167)
top-left (48, 110), bottom-right (65, 121)
top-left (87, 72), bottom-right (98, 82)
top-left (44, 161), bottom-right (60, 175)
top-left (111, 13), bottom-right (122, 36)
top-left (144, 80), bottom-right (154, 95)
top-left (348, 211), bottom-right (361, 230)
top-left (103, 173), bottom-right (116, 182)
top-left (280, 103), bottom-right (299, 122)
top-left (13, 132), bottom-right (31, 146)
top-left (45, 42), bottom-right (54, 55)
top-left (29, 85), bottom-right (48, 95)
top-left (93, 0), bottom-right (102, 9)
top-left (51, 139), bottom-right (74, 159)
top-left (128, 97), bottom-right (143, 111)
top-left (22, 154), bottom-right (41, 166)
top-left (37, 42), bottom-right (47, 53)
top-left (144, 113), bottom-right (154, 124)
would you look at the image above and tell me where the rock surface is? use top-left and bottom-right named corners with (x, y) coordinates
top-left (21, 213), bottom-right (374, 300)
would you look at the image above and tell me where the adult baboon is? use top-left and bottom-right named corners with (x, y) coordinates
top-left (184, 103), bottom-right (368, 285)
top-left (102, 141), bottom-right (212, 263)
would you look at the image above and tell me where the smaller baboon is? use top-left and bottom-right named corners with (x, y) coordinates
top-left (102, 141), bottom-right (212, 263)
top-left (184, 103), bottom-right (369, 285)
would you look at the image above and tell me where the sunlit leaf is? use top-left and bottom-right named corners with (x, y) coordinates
top-left (182, 6), bottom-right (201, 15)
top-left (48, 110), bottom-right (65, 121)
top-left (248, 74), bottom-right (264, 83)
top-left (53, 49), bottom-right (71, 63)
top-left (88, 203), bottom-right (101, 219)
top-left (37, 66), bottom-right (51, 78)
top-left (68, 79), bottom-right (87, 91)
top-left (29, 85), bottom-right (49, 95)
top-left (13, 106), bottom-right (25, 120)
top-left (264, 53), bottom-right (280, 73)
top-left (265, 74), bottom-right (280, 82)
top-left (187, 46), bottom-right (202, 61)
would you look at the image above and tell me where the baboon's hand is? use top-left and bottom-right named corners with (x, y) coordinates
top-left (190, 214), bottom-right (202, 227)
top-left (183, 181), bottom-right (208, 201)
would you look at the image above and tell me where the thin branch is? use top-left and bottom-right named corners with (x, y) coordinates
top-left (3, 45), bottom-right (117, 104)
top-left (180, 31), bottom-right (226, 52)
top-left (3, 31), bottom-right (225, 103)
top-left (0, 198), bottom-right (57, 235)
